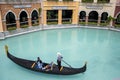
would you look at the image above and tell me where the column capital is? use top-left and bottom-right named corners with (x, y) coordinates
top-left (16, 18), bottom-right (20, 21)
top-left (2, 20), bottom-right (6, 22)
top-left (28, 17), bottom-right (32, 19)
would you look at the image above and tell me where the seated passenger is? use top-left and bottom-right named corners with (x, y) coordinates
top-left (43, 62), bottom-right (54, 71)
top-left (36, 57), bottom-right (43, 69)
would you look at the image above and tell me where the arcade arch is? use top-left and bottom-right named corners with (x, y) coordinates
top-left (116, 13), bottom-right (120, 24)
top-left (101, 12), bottom-right (108, 23)
top-left (79, 11), bottom-right (86, 22)
top-left (88, 11), bottom-right (98, 22)
top-left (6, 12), bottom-right (16, 30)
top-left (19, 11), bottom-right (28, 28)
top-left (31, 10), bottom-right (39, 26)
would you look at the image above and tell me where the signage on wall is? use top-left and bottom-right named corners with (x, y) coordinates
top-left (86, 5), bottom-right (103, 10)
top-left (52, 6), bottom-right (68, 10)
top-left (14, 5), bottom-right (31, 8)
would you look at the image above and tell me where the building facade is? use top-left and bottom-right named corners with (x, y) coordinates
top-left (79, 0), bottom-right (117, 26)
top-left (0, 0), bottom-right (41, 32)
top-left (114, 0), bottom-right (120, 25)
top-left (0, 0), bottom-right (120, 32)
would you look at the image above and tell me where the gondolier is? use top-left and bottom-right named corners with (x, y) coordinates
top-left (57, 52), bottom-right (63, 71)
top-left (36, 57), bottom-right (43, 69)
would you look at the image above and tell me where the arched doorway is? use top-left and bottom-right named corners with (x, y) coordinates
top-left (31, 10), bottom-right (39, 26)
top-left (116, 13), bottom-right (120, 24)
top-left (79, 11), bottom-right (86, 22)
top-left (20, 11), bottom-right (28, 28)
top-left (101, 12), bottom-right (108, 23)
top-left (88, 11), bottom-right (98, 22)
top-left (6, 12), bottom-right (16, 30)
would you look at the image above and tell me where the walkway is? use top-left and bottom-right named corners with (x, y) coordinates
top-left (0, 25), bottom-right (120, 40)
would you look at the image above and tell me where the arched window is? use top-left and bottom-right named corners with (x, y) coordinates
top-left (88, 11), bottom-right (98, 22)
top-left (101, 12), bottom-right (108, 23)
top-left (6, 12), bottom-right (16, 30)
top-left (79, 11), bottom-right (86, 22)
top-left (19, 11), bottom-right (28, 28)
top-left (31, 10), bottom-right (39, 26)
top-left (20, 11), bottom-right (28, 22)
top-left (116, 14), bottom-right (120, 24)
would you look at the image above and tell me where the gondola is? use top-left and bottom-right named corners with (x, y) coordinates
top-left (5, 45), bottom-right (87, 75)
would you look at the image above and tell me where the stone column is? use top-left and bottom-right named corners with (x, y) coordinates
top-left (79, 0), bottom-right (82, 2)
top-left (94, 0), bottom-right (97, 3)
top-left (97, 16), bottom-right (101, 26)
top-left (43, 10), bottom-right (47, 25)
top-left (16, 19), bottom-right (20, 29)
top-left (58, 10), bottom-right (62, 25)
top-left (28, 18), bottom-right (32, 27)
top-left (85, 16), bottom-right (88, 25)
top-left (72, 10), bottom-right (78, 24)
top-left (2, 20), bottom-right (7, 31)
top-left (109, 20), bottom-right (113, 27)
top-left (38, 16), bottom-right (41, 25)
top-left (0, 11), bottom-right (4, 32)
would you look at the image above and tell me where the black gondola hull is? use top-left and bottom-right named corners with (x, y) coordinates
top-left (5, 46), bottom-right (87, 75)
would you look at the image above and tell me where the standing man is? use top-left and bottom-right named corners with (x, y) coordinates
top-left (57, 52), bottom-right (63, 71)
top-left (36, 57), bottom-right (43, 69)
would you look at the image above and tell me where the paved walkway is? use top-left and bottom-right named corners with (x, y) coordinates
top-left (0, 25), bottom-right (120, 40)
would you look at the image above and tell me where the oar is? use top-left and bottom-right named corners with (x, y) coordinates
top-left (31, 62), bottom-right (35, 68)
top-left (62, 60), bottom-right (72, 68)
top-left (5, 45), bottom-right (8, 54)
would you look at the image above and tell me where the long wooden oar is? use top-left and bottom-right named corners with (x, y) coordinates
top-left (31, 62), bottom-right (35, 68)
top-left (62, 60), bottom-right (72, 68)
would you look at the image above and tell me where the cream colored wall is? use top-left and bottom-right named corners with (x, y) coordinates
top-left (0, 11), bottom-right (3, 32)
top-left (79, 0), bottom-right (117, 17)
top-left (116, 0), bottom-right (120, 3)
top-left (43, 1), bottom-right (79, 24)
top-left (43, 1), bottom-right (79, 10)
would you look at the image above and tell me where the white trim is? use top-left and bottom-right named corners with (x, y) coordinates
top-left (30, 8), bottom-right (39, 18)
top-left (18, 9), bottom-right (29, 19)
top-left (101, 12), bottom-right (108, 17)
top-left (88, 10), bottom-right (99, 16)
top-left (4, 10), bottom-right (17, 21)
top-left (115, 11), bottom-right (120, 18)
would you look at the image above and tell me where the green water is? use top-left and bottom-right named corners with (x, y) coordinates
top-left (0, 28), bottom-right (120, 80)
